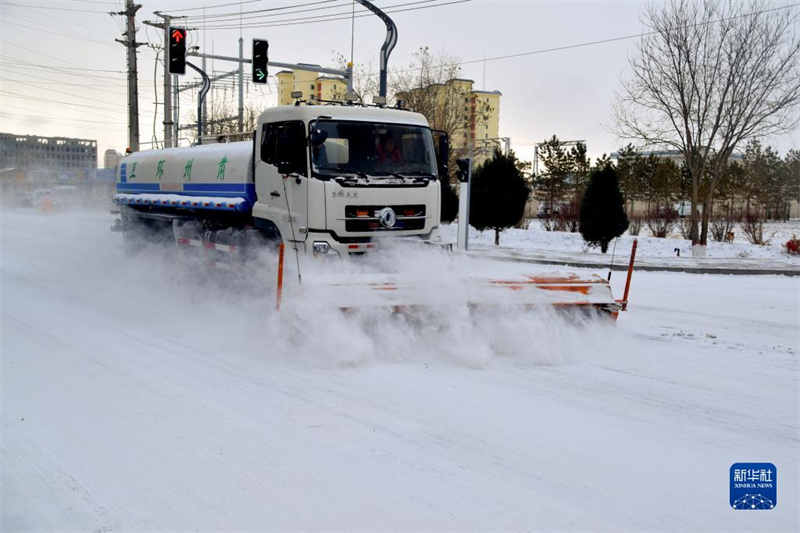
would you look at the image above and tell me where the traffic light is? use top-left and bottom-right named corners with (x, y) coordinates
top-left (456, 158), bottom-right (471, 182)
top-left (168, 27), bottom-right (186, 75)
top-left (252, 39), bottom-right (269, 84)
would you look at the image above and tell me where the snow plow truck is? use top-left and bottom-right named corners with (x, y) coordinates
top-left (112, 104), bottom-right (631, 319)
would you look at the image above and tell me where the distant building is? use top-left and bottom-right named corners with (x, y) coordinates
top-left (275, 70), bottom-right (503, 168)
top-left (0, 132), bottom-right (97, 183)
top-left (103, 149), bottom-right (123, 170)
top-left (276, 65), bottom-right (347, 105)
top-left (397, 78), bottom-right (502, 167)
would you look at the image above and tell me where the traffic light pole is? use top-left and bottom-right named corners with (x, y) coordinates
top-left (162, 15), bottom-right (173, 148)
top-left (457, 158), bottom-right (473, 251)
top-left (186, 52), bottom-right (354, 97)
top-left (186, 62), bottom-right (210, 144)
top-left (238, 37), bottom-right (244, 133)
top-left (354, 0), bottom-right (396, 99)
top-left (145, 13), bottom-right (186, 148)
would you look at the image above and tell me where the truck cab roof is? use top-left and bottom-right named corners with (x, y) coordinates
top-left (257, 105), bottom-right (430, 128)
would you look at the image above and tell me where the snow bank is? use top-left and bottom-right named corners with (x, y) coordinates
top-left (443, 219), bottom-right (800, 260)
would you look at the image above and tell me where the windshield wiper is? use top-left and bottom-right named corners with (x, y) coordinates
top-left (334, 171), bottom-right (371, 185)
top-left (390, 171), bottom-right (436, 183)
top-left (394, 170), bottom-right (436, 177)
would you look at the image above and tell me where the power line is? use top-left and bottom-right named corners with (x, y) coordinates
top-left (173, 0), bottom-right (342, 18)
top-left (189, 0), bottom-right (442, 27)
top-left (186, 0), bottom-right (431, 25)
top-left (377, 1), bottom-right (800, 77)
top-left (0, 110), bottom-right (129, 132)
top-left (1, 7), bottom-right (119, 39)
top-left (163, 0), bottom-right (282, 14)
top-left (193, 0), bottom-right (471, 30)
top-left (0, 89), bottom-right (124, 113)
top-left (458, 2), bottom-right (800, 67)
top-left (0, 18), bottom-right (118, 48)
top-left (0, 55), bottom-right (125, 74)
top-left (0, 40), bottom-right (117, 76)
top-left (3, 79), bottom-right (127, 108)
top-left (1, 2), bottom-right (108, 14)
top-left (0, 61), bottom-right (154, 85)
top-left (0, 77), bottom-right (127, 89)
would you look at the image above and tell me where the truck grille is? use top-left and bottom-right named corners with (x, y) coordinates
top-left (344, 204), bottom-right (426, 232)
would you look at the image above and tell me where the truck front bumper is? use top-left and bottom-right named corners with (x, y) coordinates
top-left (305, 226), bottom-right (442, 257)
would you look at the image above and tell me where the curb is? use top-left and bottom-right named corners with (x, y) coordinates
top-left (472, 252), bottom-right (800, 277)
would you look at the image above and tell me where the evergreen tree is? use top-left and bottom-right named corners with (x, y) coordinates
top-left (579, 166), bottom-right (629, 253)
top-left (532, 135), bottom-right (570, 218)
top-left (470, 149), bottom-right (531, 245)
top-left (785, 150), bottom-right (800, 216)
top-left (615, 144), bottom-right (643, 214)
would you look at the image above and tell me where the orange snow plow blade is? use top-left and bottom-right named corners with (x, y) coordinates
top-left (276, 240), bottom-right (637, 321)
top-left (299, 272), bottom-right (624, 320)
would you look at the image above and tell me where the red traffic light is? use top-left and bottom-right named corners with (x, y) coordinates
top-left (168, 27), bottom-right (187, 75)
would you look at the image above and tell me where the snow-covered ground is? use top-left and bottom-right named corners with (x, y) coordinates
top-left (2, 209), bottom-right (799, 531)
top-left (443, 219), bottom-right (800, 261)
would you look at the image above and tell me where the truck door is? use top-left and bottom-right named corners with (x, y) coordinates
top-left (255, 121), bottom-right (308, 245)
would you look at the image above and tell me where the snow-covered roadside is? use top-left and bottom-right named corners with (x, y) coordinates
top-left (2, 209), bottom-right (798, 531)
top-left (442, 219), bottom-right (800, 260)
top-left (442, 220), bottom-right (800, 274)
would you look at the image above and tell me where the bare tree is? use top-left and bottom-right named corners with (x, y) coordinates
top-left (392, 47), bottom-right (492, 175)
top-left (185, 100), bottom-right (261, 143)
top-left (613, 0), bottom-right (800, 254)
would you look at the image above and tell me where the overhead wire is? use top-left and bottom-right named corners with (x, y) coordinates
top-left (3, 104), bottom-right (128, 124)
top-left (457, 2), bottom-right (800, 67)
top-left (0, 19), bottom-right (118, 48)
top-left (176, 0), bottom-right (343, 19)
top-left (1, 6), bottom-right (120, 40)
top-left (0, 61), bottom-right (153, 85)
top-left (0, 102), bottom-right (123, 122)
top-left (164, 0), bottom-right (280, 14)
top-left (1, 2), bottom-right (109, 14)
top-left (2, 79), bottom-right (127, 108)
top-left (0, 77), bottom-right (127, 90)
top-left (187, 0), bottom-right (456, 29)
top-left (0, 89), bottom-right (126, 113)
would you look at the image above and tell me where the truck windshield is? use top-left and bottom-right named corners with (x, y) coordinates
top-left (310, 120), bottom-right (437, 178)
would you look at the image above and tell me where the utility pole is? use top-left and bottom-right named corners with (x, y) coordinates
top-left (160, 14), bottom-right (172, 149)
top-left (145, 12), bottom-right (186, 149)
top-left (238, 37), bottom-right (244, 133)
top-left (112, 0), bottom-right (142, 152)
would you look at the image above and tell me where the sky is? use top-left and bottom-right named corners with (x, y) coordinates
top-left (1, 0), bottom-right (798, 167)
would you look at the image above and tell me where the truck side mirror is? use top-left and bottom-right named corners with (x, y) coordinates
top-left (310, 128), bottom-right (328, 147)
top-left (433, 131), bottom-right (450, 179)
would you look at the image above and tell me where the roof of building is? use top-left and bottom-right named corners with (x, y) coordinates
top-left (473, 89), bottom-right (502, 96)
top-left (0, 132), bottom-right (97, 145)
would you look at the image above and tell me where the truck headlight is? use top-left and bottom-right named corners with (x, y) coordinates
top-left (312, 241), bottom-right (337, 256)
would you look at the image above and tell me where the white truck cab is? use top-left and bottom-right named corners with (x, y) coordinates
top-left (253, 106), bottom-right (442, 256)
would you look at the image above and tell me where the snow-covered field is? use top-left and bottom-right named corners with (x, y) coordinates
top-left (2, 209), bottom-right (799, 531)
top-left (444, 219), bottom-right (800, 261)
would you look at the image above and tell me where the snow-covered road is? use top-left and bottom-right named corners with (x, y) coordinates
top-left (2, 210), bottom-right (798, 531)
